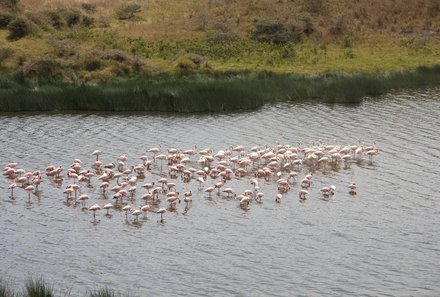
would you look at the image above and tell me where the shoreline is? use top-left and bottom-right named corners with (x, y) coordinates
top-left (0, 65), bottom-right (439, 113)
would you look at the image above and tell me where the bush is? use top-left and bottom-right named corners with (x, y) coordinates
top-left (0, 47), bottom-right (13, 65)
top-left (81, 2), bottom-right (97, 14)
top-left (7, 17), bottom-right (30, 40)
top-left (79, 52), bottom-right (102, 71)
top-left (251, 20), bottom-right (298, 44)
top-left (82, 15), bottom-right (94, 27)
top-left (44, 10), bottom-right (64, 29)
top-left (47, 38), bottom-right (76, 57)
top-left (0, 0), bottom-right (19, 10)
top-left (0, 13), bottom-right (14, 28)
top-left (22, 58), bottom-right (63, 81)
top-left (116, 3), bottom-right (141, 20)
top-left (102, 50), bottom-right (129, 62)
top-left (329, 15), bottom-right (350, 35)
top-left (59, 8), bottom-right (81, 27)
top-left (175, 53), bottom-right (210, 71)
top-left (206, 22), bottom-right (240, 43)
top-left (301, 0), bottom-right (326, 14)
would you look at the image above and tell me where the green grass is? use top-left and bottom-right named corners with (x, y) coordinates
top-left (0, 280), bottom-right (16, 297)
top-left (0, 65), bottom-right (439, 112)
top-left (23, 278), bottom-right (54, 297)
top-left (88, 288), bottom-right (121, 297)
top-left (0, 278), bottom-right (128, 297)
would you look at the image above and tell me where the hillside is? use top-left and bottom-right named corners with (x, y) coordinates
top-left (0, 0), bottom-right (439, 85)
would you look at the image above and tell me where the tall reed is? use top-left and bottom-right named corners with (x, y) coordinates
top-left (23, 278), bottom-right (54, 297)
top-left (0, 66), bottom-right (439, 112)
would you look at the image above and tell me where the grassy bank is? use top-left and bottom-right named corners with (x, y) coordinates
top-left (0, 65), bottom-right (439, 112)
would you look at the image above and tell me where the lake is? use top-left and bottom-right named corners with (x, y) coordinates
top-left (0, 87), bottom-right (439, 296)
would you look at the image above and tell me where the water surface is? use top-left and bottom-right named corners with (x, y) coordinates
top-left (0, 88), bottom-right (439, 296)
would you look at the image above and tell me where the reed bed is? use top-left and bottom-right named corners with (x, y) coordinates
top-left (0, 65), bottom-right (439, 112)
top-left (0, 278), bottom-right (124, 297)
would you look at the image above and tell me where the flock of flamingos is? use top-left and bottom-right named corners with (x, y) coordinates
top-left (2, 141), bottom-right (378, 223)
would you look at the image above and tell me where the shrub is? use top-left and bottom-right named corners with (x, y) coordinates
top-left (7, 17), bottom-right (30, 40)
top-left (0, 47), bottom-right (13, 65)
top-left (175, 53), bottom-right (210, 71)
top-left (81, 2), bottom-right (97, 14)
top-left (301, 0), bottom-right (326, 14)
top-left (102, 50), bottom-right (129, 62)
top-left (116, 3), bottom-right (141, 20)
top-left (427, 0), bottom-right (440, 17)
top-left (329, 15), bottom-right (349, 35)
top-left (0, 0), bottom-right (19, 10)
top-left (59, 8), bottom-right (81, 27)
top-left (44, 10), bottom-right (64, 29)
top-left (206, 22), bottom-right (240, 43)
top-left (251, 20), bottom-right (297, 44)
top-left (47, 38), bottom-right (76, 57)
top-left (82, 15), bottom-right (94, 27)
top-left (0, 13), bottom-right (14, 28)
top-left (22, 58), bottom-right (63, 81)
top-left (79, 52), bottom-right (102, 71)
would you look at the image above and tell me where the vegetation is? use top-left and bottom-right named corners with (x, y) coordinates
top-left (0, 0), bottom-right (439, 111)
top-left (0, 65), bottom-right (438, 112)
top-left (0, 278), bottom-right (124, 297)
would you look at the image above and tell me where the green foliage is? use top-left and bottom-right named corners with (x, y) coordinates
top-left (0, 13), bottom-right (14, 28)
top-left (23, 278), bottom-right (54, 297)
top-left (2, 66), bottom-right (439, 112)
top-left (7, 17), bottom-right (30, 40)
top-left (116, 3), bottom-right (142, 20)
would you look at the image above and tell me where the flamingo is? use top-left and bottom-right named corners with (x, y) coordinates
top-left (148, 145), bottom-right (161, 159)
top-left (8, 182), bottom-right (17, 198)
top-left (122, 205), bottom-right (132, 220)
top-left (349, 183), bottom-right (357, 194)
top-left (141, 204), bottom-right (151, 218)
top-left (92, 150), bottom-right (102, 161)
top-left (204, 185), bottom-right (216, 198)
top-left (103, 203), bottom-right (113, 215)
top-left (89, 204), bottom-right (101, 221)
top-left (275, 193), bottom-right (282, 203)
top-left (132, 209), bottom-right (142, 223)
top-left (157, 207), bottom-right (166, 222)
top-left (183, 191), bottom-right (192, 203)
top-left (299, 189), bottom-right (308, 200)
top-left (24, 185), bottom-right (34, 201)
top-left (79, 194), bottom-right (89, 208)
top-left (222, 188), bottom-right (235, 198)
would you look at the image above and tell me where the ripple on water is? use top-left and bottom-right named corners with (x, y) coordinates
top-left (0, 88), bottom-right (439, 296)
